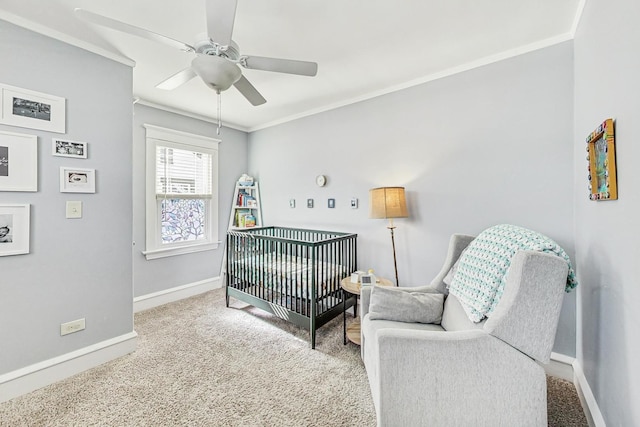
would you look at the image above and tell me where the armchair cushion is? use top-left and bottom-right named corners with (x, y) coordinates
top-left (368, 285), bottom-right (445, 324)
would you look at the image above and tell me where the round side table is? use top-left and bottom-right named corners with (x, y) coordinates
top-left (341, 276), bottom-right (393, 345)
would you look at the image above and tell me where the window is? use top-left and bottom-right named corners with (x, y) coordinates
top-left (143, 124), bottom-right (219, 260)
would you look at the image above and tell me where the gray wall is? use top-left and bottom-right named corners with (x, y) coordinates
top-left (249, 42), bottom-right (577, 356)
top-left (132, 104), bottom-right (248, 297)
top-left (0, 21), bottom-right (133, 373)
top-left (574, 0), bottom-right (640, 425)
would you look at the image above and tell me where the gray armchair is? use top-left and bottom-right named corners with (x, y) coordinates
top-left (360, 233), bottom-right (569, 426)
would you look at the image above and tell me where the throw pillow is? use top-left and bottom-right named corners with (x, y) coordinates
top-left (368, 285), bottom-right (445, 324)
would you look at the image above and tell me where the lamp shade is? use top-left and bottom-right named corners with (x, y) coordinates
top-left (369, 187), bottom-right (408, 219)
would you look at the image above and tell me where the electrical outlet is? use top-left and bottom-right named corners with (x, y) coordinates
top-left (60, 318), bottom-right (85, 336)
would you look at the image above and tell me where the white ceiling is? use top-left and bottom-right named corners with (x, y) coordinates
top-left (1, 0), bottom-right (583, 131)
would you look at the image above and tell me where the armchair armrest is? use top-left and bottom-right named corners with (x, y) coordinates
top-left (483, 250), bottom-right (568, 363)
top-left (361, 286), bottom-right (373, 318)
top-left (369, 328), bottom-right (547, 426)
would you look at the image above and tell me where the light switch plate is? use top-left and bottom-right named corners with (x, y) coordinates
top-left (66, 201), bottom-right (82, 219)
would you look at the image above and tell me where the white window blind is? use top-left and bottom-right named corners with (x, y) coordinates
top-left (144, 124), bottom-right (220, 260)
top-left (155, 146), bottom-right (212, 199)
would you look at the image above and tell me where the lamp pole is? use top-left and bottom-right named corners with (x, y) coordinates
top-left (388, 218), bottom-right (399, 286)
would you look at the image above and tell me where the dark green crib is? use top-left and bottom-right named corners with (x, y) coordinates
top-left (225, 226), bottom-right (358, 348)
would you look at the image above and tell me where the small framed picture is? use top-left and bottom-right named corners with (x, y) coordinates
top-left (0, 131), bottom-right (37, 192)
top-left (60, 167), bottom-right (96, 193)
top-left (307, 198), bottom-right (314, 208)
top-left (0, 203), bottom-right (30, 256)
top-left (586, 118), bottom-right (618, 201)
top-left (0, 84), bottom-right (66, 133)
top-left (52, 138), bottom-right (87, 159)
top-left (328, 198), bottom-right (335, 208)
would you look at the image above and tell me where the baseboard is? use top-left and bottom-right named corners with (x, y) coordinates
top-left (573, 360), bottom-right (606, 427)
top-left (544, 351), bottom-right (575, 381)
top-left (0, 331), bottom-right (137, 404)
top-left (539, 353), bottom-right (604, 426)
top-left (133, 277), bottom-right (222, 313)
top-left (1, 278), bottom-right (221, 403)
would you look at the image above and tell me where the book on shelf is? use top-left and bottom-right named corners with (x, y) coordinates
top-left (235, 209), bottom-right (251, 228)
top-left (236, 190), bottom-right (256, 208)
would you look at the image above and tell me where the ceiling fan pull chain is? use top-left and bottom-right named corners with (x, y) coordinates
top-left (217, 89), bottom-right (222, 135)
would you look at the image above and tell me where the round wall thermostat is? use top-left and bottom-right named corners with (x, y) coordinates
top-left (316, 175), bottom-right (327, 187)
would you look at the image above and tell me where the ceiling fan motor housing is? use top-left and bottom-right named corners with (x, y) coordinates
top-left (193, 37), bottom-right (240, 58)
top-left (191, 54), bottom-right (242, 91)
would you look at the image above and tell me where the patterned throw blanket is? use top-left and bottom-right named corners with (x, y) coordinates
top-left (448, 224), bottom-right (578, 322)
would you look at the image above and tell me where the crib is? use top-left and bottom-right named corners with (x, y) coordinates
top-left (225, 226), bottom-right (358, 348)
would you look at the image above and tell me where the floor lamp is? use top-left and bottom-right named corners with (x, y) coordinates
top-left (369, 187), bottom-right (408, 286)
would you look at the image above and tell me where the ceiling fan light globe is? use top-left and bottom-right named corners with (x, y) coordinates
top-left (191, 55), bottom-right (242, 92)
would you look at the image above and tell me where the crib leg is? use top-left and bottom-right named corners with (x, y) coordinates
top-left (225, 287), bottom-right (230, 308)
top-left (310, 316), bottom-right (317, 349)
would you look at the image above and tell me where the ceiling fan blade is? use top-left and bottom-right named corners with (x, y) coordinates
top-left (242, 56), bottom-right (318, 77)
top-left (156, 67), bottom-right (198, 90)
top-left (233, 75), bottom-right (266, 106)
top-left (74, 8), bottom-right (195, 52)
top-left (205, 0), bottom-right (238, 47)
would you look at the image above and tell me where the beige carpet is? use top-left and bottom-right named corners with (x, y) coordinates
top-left (0, 288), bottom-right (587, 426)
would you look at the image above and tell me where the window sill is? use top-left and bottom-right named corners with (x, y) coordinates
top-left (142, 242), bottom-right (219, 260)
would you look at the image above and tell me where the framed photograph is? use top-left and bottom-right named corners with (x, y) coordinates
top-left (0, 83), bottom-right (66, 133)
top-left (0, 130), bottom-right (37, 192)
top-left (0, 204), bottom-right (30, 256)
top-left (52, 138), bottom-right (87, 158)
top-left (586, 118), bottom-right (618, 201)
top-left (60, 167), bottom-right (96, 193)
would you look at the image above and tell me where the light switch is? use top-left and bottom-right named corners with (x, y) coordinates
top-left (66, 201), bottom-right (82, 219)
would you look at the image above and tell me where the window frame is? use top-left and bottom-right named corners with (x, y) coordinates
top-left (143, 124), bottom-right (220, 260)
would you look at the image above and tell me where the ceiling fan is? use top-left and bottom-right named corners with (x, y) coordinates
top-left (75, 0), bottom-right (318, 129)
